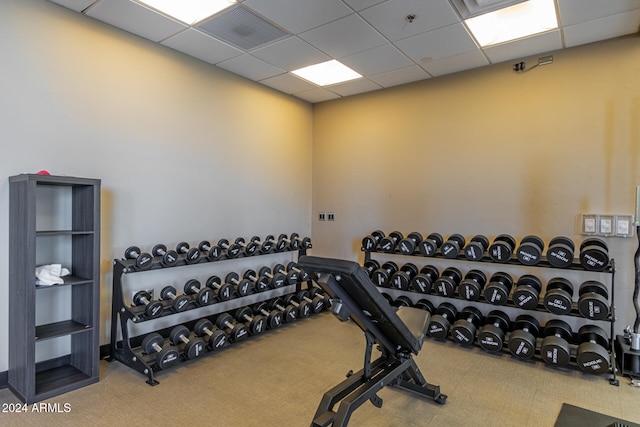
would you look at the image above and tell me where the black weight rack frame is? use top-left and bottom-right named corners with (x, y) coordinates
top-left (363, 244), bottom-right (618, 386)
top-left (109, 237), bottom-right (310, 386)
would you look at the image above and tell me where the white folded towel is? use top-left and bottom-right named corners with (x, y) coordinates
top-left (35, 264), bottom-right (71, 286)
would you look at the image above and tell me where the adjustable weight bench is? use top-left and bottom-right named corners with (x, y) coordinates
top-left (298, 256), bottom-right (447, 427)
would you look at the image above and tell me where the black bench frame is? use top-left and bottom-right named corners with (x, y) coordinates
top-left (298, 256), bottom-right (446, 427)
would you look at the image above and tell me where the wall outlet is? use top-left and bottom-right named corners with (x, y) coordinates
top-left (319, 212), bottom-right (326, 221)
top-left (615, 214), bottom-right (634, 237)
top-left (598, 215), bottom-right (614, 236)
top-left (581, 214), bottom-right (598, 234)
top-left (328, 212), bottom-right (335, 221)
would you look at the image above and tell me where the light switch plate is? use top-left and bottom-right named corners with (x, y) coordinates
top-left (581, 214), bottom-right (598, 234)
top-left (598, 214), bottom-right (614, 236)
top-left (615, 214), bottom-right (634, 237)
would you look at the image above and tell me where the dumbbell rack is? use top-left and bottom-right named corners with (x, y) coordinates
top-left (362, 240), bottom-right (619, 386)
top-left (109, 237), bottom-right (310, 386)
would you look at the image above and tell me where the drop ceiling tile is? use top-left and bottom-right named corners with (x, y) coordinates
top-left (421, 50), bottom-right (489, 76)
top-left (259, 73), bottom-right (318, 94)
top-left (49, 0), bottom-right (96, 12)
top-left (558, 0), bottom-right (640, 26)
top-left (483, 30), bottom-right (562, 64)
top-left (368, 65), bottom-right (430, 88)
top-left (294, 87), bottom-right (341, 103)
top-left (251, 37), bottom-right (330, 71)
top-left (326, 78), bottom-right (382, 97)
top-left (395, 23), bottom-right (478, 63)
top-left (299, 14), bottom-right (388, 58)
top-left (342, 0), bottom-right (387, 11)
top-left (339, 44), bottom-right (414, 76)
top-left (359, 0), bottom-right (460, 41)
top-left (563, 9), bottom-right (640, 48)
top-left (85, 0), bottom-right (186, 42)
top-left (243, 0), bottom-right (352, 34)
top-left (217, 54), bottom-right (285, 80)
top-left (161, 29), bottom-right (244, 65)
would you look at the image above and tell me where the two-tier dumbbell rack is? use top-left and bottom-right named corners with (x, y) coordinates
top-left (362, 233), bottom-right (618, 386)
top-left (109, 235), bottom-right (312, 386)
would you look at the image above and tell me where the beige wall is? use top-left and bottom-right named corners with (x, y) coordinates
top-left (312, 36), bottom-right (640, 332)
top-left (0, 0), bottom-right (312, 372)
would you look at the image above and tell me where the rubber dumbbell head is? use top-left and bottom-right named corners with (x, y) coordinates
top-left (389, 263), bottom-right (418, 290)
top-left (183, 279), bottom-right (214, 306)
top-left (451, 306), bottom-right (482, 345)
top-left (398, 232), bottom-right (423, 255)
top-left (580, 237), bottom-right (609, 271)
top-left (169, 325), bottom-right (205, 360)
top-left (253, 302), bottom-right (284, 329)
top-left (464, 235), bottom-right (489, 261)
top-left (283, 294), bottom-right (312, 318)
top-left (235, 307), bottom-right (266, 335)
top-left (160, 286), bottom-right (190, 312)
top-left (363, 260), bottom-right (381, 278)
top-left (193, 319), bottom-right (228, 351)
top-left (151, 244), bottom-right (178, 267)
top-left (371, 261), bottom-right (398, 287)
top-left (508, 315), bottom-right (540, 360)
top-left (578, 281), bottom-right (610, 320)
top-left (543, 277), bottom-right (574, 315)
top-left (546, 236), bottom-right (575, 268)
top-left (489, 234), bottom-right (516, 263)
top-left (434, 266), bottom-right (462, 297)
top-left (229, 237), bottom-right (259, 257)
top-left (286, 262), bottom-right (311, 282)
top-left (393, 295), bottom-right (413, 308)
top-left (243, 269), bottom-right (270, 292)
top-left (458, 269), bottom-right (487, 301)
top-left (124, 246), bottom-right (153, 270)
top-left (414, 299), bottom-right (434, 313)
top-left (258, 265), bottom-right (287, 288)
top-left (512, 274), bottom-right (542, 310)
top-left (132, 290), bottom-right (163, 319)
top-left (175, 242), bottom-right (201, 264)
top-left (441, 234), bottom-right (466, 259)
top-left (206, 275), bottom-right (234, 301)
top-left (576, 325), bottom-right (610, 375)
top-left (428, 303), bottom-right (458, 340)
top-left (225, 272), bottom-right (252, 297)
top-left (141, 332), bottom-right (179, 370)
top-left (273, 264), bottom-right (298, 285)
top-left (540, 319), bottom-right (573, 367)
top-left (250, 235), bottom-right (276, 254)
top-left (276, 233), bottom-right (301, 252)
top-left (410, 265), bottom-right (439, 294)
top-left (217, 238), bottom-right (241, 258)
top-left (297, 288), bottom-right (326, 314)
top-left (478, 310), bottom-right (510, 352)
top-left (516, 235), bottom-right (545, 266)
top-left (418, 233), bottom-right (443, 257)
top-left (379, 231), bottom-right (403, 253)
top-left (270, 298), bottom-right (298, 323)
top-left (198, 240), bottom-right (222, 261)
top-left (483, 272), bottom-right (513, 306)
top-left (216, 313), bottom-right (249, 342)
top-left (362, 230), bottom-right (385, 251)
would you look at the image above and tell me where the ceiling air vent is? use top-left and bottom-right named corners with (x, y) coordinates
top-left (197, 5), bottom-right (289, 51)
top-left (449, 0), bottom-right (528, 19)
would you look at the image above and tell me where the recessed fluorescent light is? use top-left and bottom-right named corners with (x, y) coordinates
top-left (136, 0), bottom-right (236, 25)
top-left (465, 0), bottom-right (558, 47)
top-left (292, 60), bottom-right (362, 87)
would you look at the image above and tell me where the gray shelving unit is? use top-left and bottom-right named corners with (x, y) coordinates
top-left (8, 174), bottom-right (100, 403)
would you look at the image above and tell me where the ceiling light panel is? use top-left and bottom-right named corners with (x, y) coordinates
top-left (292, 60), bottom-right (362, 87)
top-left (135, 0), bottom-right (236, 25)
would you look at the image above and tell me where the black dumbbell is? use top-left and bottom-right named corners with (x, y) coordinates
top-left (282, 293), bottom-right (311, 318)
top-left (428, 303), bottom-right (458, 339)
top-left (250, 235), bottom-right (276, 254)
top-left (362, 230), bottom-right (385, 251)
top-left (540, 319), bottom-right (573, 367)
top-left (464, 235), bottom-right (489, 261)
top-left (488, 234), bottom-right (516, 263)
top-left (198, 240), bottom-right (223, 261)
top-left (169, 325), bottom-right (205, 360)
top-left (546, 236), bottom-right (575, 268)
top-left (276, 233), bottom-right (301, 251)
top-left (225, 272), bottom-right (252, 297)
top-left (205, 275), bottom-right (234, 301)
top-left (140, 332), bottom-right (179, 370)
top-left (483, 272), bottom-right (513, 306)
top-left (434, 267), bottom-right (462, 297)
top-left (183, 279), bottom-right (214, 306)
top-left (371, 261), bottom-right (399, 287)
top-left (216, 312), bottom-right (249, 342)
top-left (393, 295), bottom-right (414, 308)
top-left (398, 232), bottom-right (423, 255)
top-left (132, 290), bottom-right (164, 319)
top-left (160, 286), bottom-right (190, 312)
top-left (410, 265), bottom-right (439, 294)
top-left (217, 238), bottom-right (242, 258)
top-left (193, 319), bottom-right (228, 351)
top-left (457, 270), bottom-right (487, 301)
top-left (272, 264), bottom-right (300, 285)
top-left (580, 237), bottom-right (609, 271)
top-left (362, 260), bottom-right (381, 277)
top-left (243, 269), bottom-right (270, 292)
top-left (389, 263), bottom-right (418, 290)
top-left (441, 234), bottom-right (466, 259)
top-left (451, 306), bottom-right (482, 345)
top-left (234, 307), bottom-right (266, 335)
top-left (543, 277), bottom-right (574, 315)
top-left (294, 235), bottom-right (313, 250)
top-left (176, 241), bottom-right (201, 264)
top-left (508, 315), bottom-right (540, 360)
top-left (515, 235), bottom-right (545, 266)
top-left (418, 233), bottom-right (443, 257)
top-left (296, 289), bottom-right (326, 314)
top-left (578, 281), bottom-right (610, 320)
top-left (258, 265), bottom-right (287, 288)
top-left (512, 274), bottom-right (542, 310)
top-left (230, 237), bottom-right (260, 256)
top-left (252, 302), bottom-right (284, 329)
top-left (151, 244), bottom-right (179, 267)
top-left (269, 298), bottom-right (298, 323)
top-left (286, 262), bottom-right (311, 282)
top-left (379, 231), bottom-right (403, 253)
top-left (414, 299), bottom-right (434, 313)
top-left (576, 325), bottom-right (610, 375)
top-left (478, 310), bottom-right (511, 352)
top-left (124, 246), bottom-right (153, 270)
